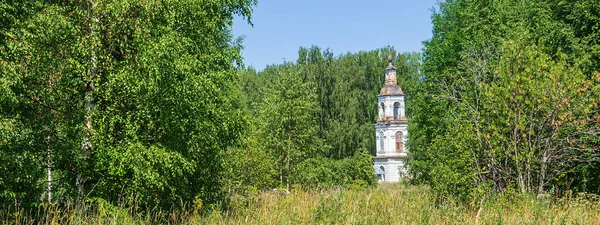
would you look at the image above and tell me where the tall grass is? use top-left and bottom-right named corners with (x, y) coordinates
top-left (3, 184), bottom-right (600, 224)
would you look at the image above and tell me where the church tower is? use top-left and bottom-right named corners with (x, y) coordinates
top-left (374, 55), bottom-right (408, 183)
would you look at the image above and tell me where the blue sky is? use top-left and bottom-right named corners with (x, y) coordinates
top-left (233, 0), bottom-right (439, 71)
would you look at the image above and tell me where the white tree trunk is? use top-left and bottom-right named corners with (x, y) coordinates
top-left (46, 135), bottom-right (52, 202)
top-left (78, 0), bottom-right (98, 201)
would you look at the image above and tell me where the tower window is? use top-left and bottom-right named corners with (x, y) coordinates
top-left (380, 102), bottom-right (385, 120)
top-left (379, 131), bottom-right (385, 153)
top-left (395, 131), bottom-right (403, 153)
top-left (393, 102), bottom-right (400, 120)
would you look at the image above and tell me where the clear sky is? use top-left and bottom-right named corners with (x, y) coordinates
top-left (233, 0), bottom-right (439, 71)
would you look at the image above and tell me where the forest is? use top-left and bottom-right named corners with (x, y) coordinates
top-left (1, 0), bottom-right (599, 224)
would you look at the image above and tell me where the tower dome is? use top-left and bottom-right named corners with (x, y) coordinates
top-left (379, 54), bottom-right (404, 96)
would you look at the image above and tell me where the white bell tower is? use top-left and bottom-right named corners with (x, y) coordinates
top-left (374, 55), bottom-right (408, 183)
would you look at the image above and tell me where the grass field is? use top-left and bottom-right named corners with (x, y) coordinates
top-left (4, 184), bottom-right (600, 224)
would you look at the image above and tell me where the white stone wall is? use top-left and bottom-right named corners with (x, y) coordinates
top-left (375, 95), bottom-right (408, 183)
top-left (374, 157), bottom-right (406, 183)
top-left (375, 124), bottom-right (408, 155)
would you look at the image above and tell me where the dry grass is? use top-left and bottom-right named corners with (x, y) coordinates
top-left (3, 184), bottom-right (600, 224)
top-left (203, 184), bottom-right (600, 224)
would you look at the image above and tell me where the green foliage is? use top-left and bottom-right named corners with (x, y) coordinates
top-left (1, 0), bottom-right (421, 209)
top-left (224, 138), bottom-right (278, 195)
top-left (6, 0), bottom-right (599, 215)
top-left (257, 63), bottom-right (323, 187)
top-left (411, 0), bottom-right (600, 203)
top-left (93, 143), bottom-right (194, 207)
top-left (292, 150), bottom-right (375, 189)
top-left (0, 0), bottom-right (256, 209)
top-left (229, 46), bottom-right (420, 193)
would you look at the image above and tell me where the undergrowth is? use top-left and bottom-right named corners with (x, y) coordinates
top-left (2, 184), bottom-right (600, 224)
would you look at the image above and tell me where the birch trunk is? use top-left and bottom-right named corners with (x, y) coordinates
top-left (46, 135), bottom-right (52, 202)
top-left (538, 150), bottom-right (548, 195)
top-left (78, 0), bottom-right (98, 200)
top-left (286, 115), bottom-right (291, 190)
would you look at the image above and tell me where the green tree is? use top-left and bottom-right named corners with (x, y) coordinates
top-left (256, 63), bottom-right (322, 188)
top-left (0, 0), bottom-right (256, 208)
top-left (410, 0), bottom-right (600, 202)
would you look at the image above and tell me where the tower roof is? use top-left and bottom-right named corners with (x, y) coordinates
top-left (379, 54), bottom-right (404, 96)
top-left (379, 85), bottom-right (404, 96)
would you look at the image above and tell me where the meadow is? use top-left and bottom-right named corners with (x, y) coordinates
top-left (4, 184), bottom-right (600, 225)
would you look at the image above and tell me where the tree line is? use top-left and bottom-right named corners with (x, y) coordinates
top-left (0, 0), bottom-right (423, 210)
top-left (227, 47), bottom-right (421, 193)
top-left (1, 0), bottom-right (599, 213)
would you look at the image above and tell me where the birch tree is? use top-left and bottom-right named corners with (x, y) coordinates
top-left (0, 0), bottom-right (256, 208)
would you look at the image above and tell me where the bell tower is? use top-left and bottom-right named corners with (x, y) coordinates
top-left (374, 55), bottom-right (408, 183)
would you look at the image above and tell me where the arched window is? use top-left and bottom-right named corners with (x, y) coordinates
top-left (379, 131), bottom-right (385, 153)
top-left (393, 102), bottom-right (400, 120)
top-left (395, 131), bottom-right (403, 153)
top-left (380, 102), bottom-right (385, 120)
